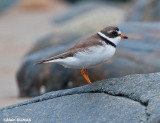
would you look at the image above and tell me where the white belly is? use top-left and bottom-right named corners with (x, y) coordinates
top-left (56, 44), bottom-right (116, 69)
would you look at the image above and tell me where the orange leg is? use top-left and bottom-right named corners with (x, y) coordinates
top-left (81, 69), bottom-right (92, 84)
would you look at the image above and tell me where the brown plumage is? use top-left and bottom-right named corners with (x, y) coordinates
top-left (36, 34), bottom-right (104, 64)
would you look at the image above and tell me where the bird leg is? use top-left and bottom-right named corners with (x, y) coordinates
top-left (81, 69), bottom-right (92, 84)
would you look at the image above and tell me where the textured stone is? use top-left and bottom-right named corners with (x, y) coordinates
top-left (1, 73), bottom-right (160, 122)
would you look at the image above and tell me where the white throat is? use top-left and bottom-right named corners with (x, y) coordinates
top-left (97, 32), bottom-right (121, 45)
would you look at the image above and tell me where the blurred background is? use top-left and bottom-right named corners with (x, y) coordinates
top-left (0, 0), bottom-right (160, 108)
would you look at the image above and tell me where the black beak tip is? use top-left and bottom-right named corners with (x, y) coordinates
top-left (124, 36), bottom-right (128, 39)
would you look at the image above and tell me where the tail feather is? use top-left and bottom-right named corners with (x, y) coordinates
top-left (35, 51), bottom-right (70, 65)
top-left (35, 58), bottom-right (55, 65)
top-left (35, 60), bottom-right (46, 65)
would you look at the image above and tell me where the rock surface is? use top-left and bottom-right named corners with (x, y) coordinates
top-left (128, 0), bottom-right (160, 21)
top-left (16, 22), bottom-right (160, 97)
top-left (1, 73), bottom-right (160, 123)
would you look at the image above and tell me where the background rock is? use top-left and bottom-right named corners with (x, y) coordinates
top-left (128, 0), bottom-right (160, 21)
top-left (0, 0), bottom-right (17, 13)
top-left (50, 2), bottom-right (126, 35)
top-left (2, 72), bottom-right (160, 123)
top-left (65, 0), bottom-right (130, 3)
top-left (16, 22), bottom-right (160, 97)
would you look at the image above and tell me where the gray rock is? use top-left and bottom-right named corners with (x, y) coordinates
top-left (1, 72), bottom-right (160, 123)
top-left (27, 33), bottom-right (82, 55)
top-left (16, 22), bottom-right (160, 97)
top-left (128, 0), bottom-right (160, 21)
top-left (53, 2), bottom-right (98, 24)
top-left (51, 1), bottom-right (126, 34)
top-left (0, 0), bottom-right (17, 13)
top-left (66, 0), bottom-right (130, 3)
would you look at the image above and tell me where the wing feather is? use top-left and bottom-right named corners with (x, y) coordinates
top-left (36, 34), bottom-right (103, 65)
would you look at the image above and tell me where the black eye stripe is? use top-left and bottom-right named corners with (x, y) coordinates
top-left (111, 31), bottom-right (118, 35)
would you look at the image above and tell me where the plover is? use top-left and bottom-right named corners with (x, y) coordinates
top-left (37, 26), bottom-right (128, 84)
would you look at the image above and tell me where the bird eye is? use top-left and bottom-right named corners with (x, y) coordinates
top-left (111, 31), bottom-right (118, 35)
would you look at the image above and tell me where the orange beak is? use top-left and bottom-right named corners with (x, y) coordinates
top-left (120, 34), bottom-right (128, 39)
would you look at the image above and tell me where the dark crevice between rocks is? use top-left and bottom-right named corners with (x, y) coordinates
top-left (1, 89), bottom-right (149, 108)
top-left (2, 90), bottom-right (148, 110)
top-left (88, 89), bottom-right (150, 122)
top-left (145, 107), bottom-right (151, 123)
top-left (88, 89), bottom-right (149, 107)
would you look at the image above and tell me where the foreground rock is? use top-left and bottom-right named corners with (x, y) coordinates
top-left (1, 73), bottom-right (160, 122)
top-left (16, 22), bottom-right (160, 97)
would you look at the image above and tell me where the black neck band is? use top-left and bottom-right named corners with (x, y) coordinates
top-left (97, 33), bottom-right (116, 48)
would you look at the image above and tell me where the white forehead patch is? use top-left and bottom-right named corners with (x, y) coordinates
top-left (107, 30), bottom-right (121, 34)
top-left (117, 30), bottom-right (121, 34)
top-left (107, 30), bottom-right (114, 33)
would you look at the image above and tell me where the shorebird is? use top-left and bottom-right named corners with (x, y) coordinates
top-left (37, 26), bottom-right (128, 84)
